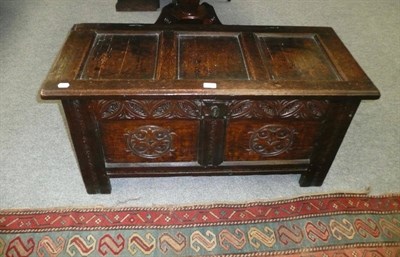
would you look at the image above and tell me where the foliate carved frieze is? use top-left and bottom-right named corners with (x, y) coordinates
top-left (92, 99), bottom-right (329, 120)
top-left (92, 100), bottom-right (202, 120)
top-left (228, 100), bottom-right (330, 120)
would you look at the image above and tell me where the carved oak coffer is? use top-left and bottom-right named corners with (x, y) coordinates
top-left (40, 24), bottom-right (380, 194)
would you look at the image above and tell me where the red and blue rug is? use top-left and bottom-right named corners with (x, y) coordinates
top-left (1, 193), bottom-right (399, 256)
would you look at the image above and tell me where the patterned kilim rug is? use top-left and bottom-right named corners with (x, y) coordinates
top-left (0, 194), bottom-right (399, 257)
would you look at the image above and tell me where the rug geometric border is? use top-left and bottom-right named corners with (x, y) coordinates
top-left (1, 193), bottom-right (399, 256)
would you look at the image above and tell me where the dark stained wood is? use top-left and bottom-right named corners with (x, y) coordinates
top-left (46, 30), bottom-right (96, 83)
top-left (256, 34), bottom-right (341, 81)
top-left (157, 31), bottom-right (177, 80)
top-left (116, 0), bottom-right (159, 11)
top-left (178, 33), bottom-right (248, 79)
top-left (198, 100), bottom-right (228, 166)
top-left (41, 24), bottom-right (380, 193)
top-left (41, 24), bottom-right (380, 99)
top-left (225, 120), bottom-right (321, 161)
top-left (299, 100), bottom-right (361, 186)
top-left (81, 33), bottom-right (160, 80)
top-left (100, 120), bottom-right (199, 163)
top-left (62, 100), bottom-right (111, 194)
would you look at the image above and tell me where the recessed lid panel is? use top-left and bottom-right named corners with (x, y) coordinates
top-left (178, 33), bottom-right (249, 80)
top-left (80, 33), bottom-right (159, 80)
top-left (256, 34), bottom-right (341, 81)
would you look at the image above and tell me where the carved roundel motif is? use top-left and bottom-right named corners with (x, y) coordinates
top-left (249, 125), bottom-right (295, 157)
top-left (125, 125), bottom-right (174, 159)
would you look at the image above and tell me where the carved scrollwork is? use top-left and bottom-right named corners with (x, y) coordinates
top-left (93, 100), bottom-right (202, 120)
top-left (228, 100), bottom-right (329, 119)
top-left (125, 125), bottom-right (175, 159)
top-left (93, 99), bottom-right (329, 120)
top-left (248, 124), bottom-right (296, 157)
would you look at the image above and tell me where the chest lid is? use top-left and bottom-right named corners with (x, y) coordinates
top-left (41, 23), bottom-right (380, 99)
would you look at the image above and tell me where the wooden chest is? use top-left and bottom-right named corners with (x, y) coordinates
top-left (40, 24), bottom-right (380, 194)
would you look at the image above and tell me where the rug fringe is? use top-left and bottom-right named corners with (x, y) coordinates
top-left (2, 187), bottom-right (400, 213)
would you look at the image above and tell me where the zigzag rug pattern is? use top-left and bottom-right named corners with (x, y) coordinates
top-left (0, 193), bottom-right (399, 257)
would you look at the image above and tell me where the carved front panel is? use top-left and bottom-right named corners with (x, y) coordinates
top-left (100, 120), bottom-right (199, 163)
top-left (225, 120), bottom-right (322, 161)
top-left (91, 99), bottom-right (330, 164)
